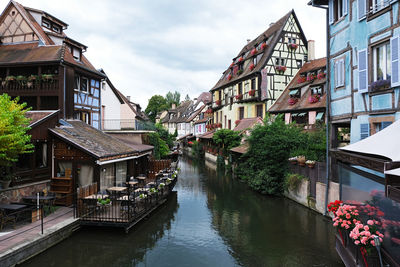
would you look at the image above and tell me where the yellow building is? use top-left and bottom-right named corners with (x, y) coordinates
top-left (210, 10), bottom-right (310, 129)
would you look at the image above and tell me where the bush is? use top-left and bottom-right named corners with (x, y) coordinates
top-left (236, 114), bottom-right (305, 196)
top-left (285, 173), bottom-right (307, 192)
top-left (149, 132), bottom-right (169, 159)
top-left (213, 129), bottom-right (241, 156)
top-left (191, 141), bottom-right (204, 158)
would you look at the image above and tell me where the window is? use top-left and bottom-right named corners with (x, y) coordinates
top-left (239, 107), bottom-right (244, 120)
top-left (256, 105), bottom-right (263, 118)
top-left (296, 60), bottom-right (302, 68)
top-left (334, 57), bottom-right (345, 88)
top-left (72, 47), bottom-right (81, 61)
top-left (373, 42), bottom-right (391, 82)
top-left (360, 123), bottom-right (369, 140)
top-left (275, 58), bottom-right (285, 66)
top-left (374, 121), bottom-right (392, 132)
top-left (329, 0), bottom-right (348, 24)
top-left (238, 83), bottom-right (243, 95)
top-left (74, 75), bottom-right (80, 90)
top-left (35, 142), bottom-right (47, 168)
top-left (369, 0), bottom-right (390, 13)
top-left (228, 120), bottom-right (231, 130)
top-left (288, 37), bottom-right (296, 44)
top-left (74, 111), bottom-right (90, 124)
top-left (311, 86), bottom-right (323, 95)
top-left (52, 24), bottom-right (61, 33)
top-left (42, 20), bottom-right (50, 28)
top-left (251, 79), bottom-right (256, 90)
top-left (80, 77), bottom-right (88, 92)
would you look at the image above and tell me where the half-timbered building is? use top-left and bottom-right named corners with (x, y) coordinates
top-left (210, 10), bottom-right (309, 129)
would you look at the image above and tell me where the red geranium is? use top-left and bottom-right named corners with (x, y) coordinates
top-left (235, 119), bottom-right (240, 125)
top-left (328, 200), bottom-right (343, 215)
top-left (238, 57), bottom-right (243, 62)
top-left (249, 63), bottom-right (255, 71)
top-left (297, 76), bottom-right (306, 84)
top-left (216, 100), bottom-right (221, 106)
top-left (251, 48), bottom-right (257, 55)
top-left (249, 89), bottom-right (255, 96)
top-left (227, 74), bottom-right (232, 81)
top-left (261, 43), bottom-right (267, 50)
top-left (235, 94), bottom-right (243, 100)
top-left (288, 98), bottom-right (298, 105)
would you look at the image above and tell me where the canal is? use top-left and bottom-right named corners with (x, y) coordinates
top-left (21, 156), bottom-right (343, 267)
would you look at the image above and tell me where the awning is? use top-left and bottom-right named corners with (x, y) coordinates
top-left (289, 89), bottom-right (299, 96)
top-left (316, 112), bottom-right (324, 120)
top-left (340, 119), bottom-right (400, 161)
top-left (298, 113), bottom-right (306, 116)
top-left (291, 113), bottom-right (299, 117)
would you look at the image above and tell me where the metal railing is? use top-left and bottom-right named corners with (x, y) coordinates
top-left (102, 119), bottom-right (146, 130)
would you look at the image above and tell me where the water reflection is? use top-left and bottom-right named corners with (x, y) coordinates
top-left (21, 156), bottom-right (342, 267)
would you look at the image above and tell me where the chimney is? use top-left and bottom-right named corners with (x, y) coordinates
top-left (126, 96), bottom-right (131, 101)
top-left (172, 103), bottom-right (176, 109)
top-left (269, 22), bottom-right (275, 27)
top-left (247, 39), bottom-right (251, 44)
top-left (307, 40), bottom-right (315, 61)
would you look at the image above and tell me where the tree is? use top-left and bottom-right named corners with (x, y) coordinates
top-left (165, 91), bottom-right (180, 108)
top-left (148, 132), bottom-right (169, 159)
top-left (145, 95), bottom-right (168, 122)
top-left (184, 94), bottom-right (190, 101)
top-left (0, 94), bottom-right (34, 179)
top-left (213, 129), bottom-right (241, 156)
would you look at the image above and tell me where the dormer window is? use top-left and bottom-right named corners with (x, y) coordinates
top-left (311, 86), bottom-right (323, 96)
top-left (42, 20), bottom-right (50, 28)
top-left (72, 47), bottom-right (81, 61)
top-left (52, 24), bottom-right (61, 33)
top-left (288, 37), bottom-right (296, 44)
top-left (41, 18), bottom-right (62, 34)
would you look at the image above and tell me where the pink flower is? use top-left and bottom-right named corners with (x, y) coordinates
top-left (367, 220), bottom-right (374, 225)
top-left (346, 213), bottom-right (351, 219)
top-left (355, 240), bottom-right (360, 245)
top-left (371, 240), bottom-right (375, 246)
top-left (364, 226), bottom-right (369, 231)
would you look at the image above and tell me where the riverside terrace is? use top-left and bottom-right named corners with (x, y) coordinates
top-left (76, 164), bottom-right (179, 233)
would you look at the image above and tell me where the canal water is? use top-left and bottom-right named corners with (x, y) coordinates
top-left (21, 156), bottom-right (343, 267)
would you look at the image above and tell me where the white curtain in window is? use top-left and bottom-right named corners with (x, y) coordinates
top-left (116, 161), bottom-right (127, 186)
top-left (78, 164), bottom-right (94, 187)
top-left (42, 143), bottom-right (47, 167)
top-left (58, 162), bottom-right (72, 177)
top-left (100, 164), bottom-right (115, 192)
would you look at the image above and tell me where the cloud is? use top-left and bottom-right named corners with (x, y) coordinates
top-left (3, 0), bottom-right (326, 108)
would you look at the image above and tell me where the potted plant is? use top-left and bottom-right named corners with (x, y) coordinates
top-left (158, 183), bottom-right (165, 190)
top-left (235, 94), bottom-right (243, 100)
top-left (1, 173), bottom-right (13, 189)
top-left (216, 100), bottom-right (222, 106)
top-left (307, 73), bottom-right (316, 82)
top-left (317, 72), bottom-right (326, 79)
top-left (276, 65), bottom-right (286, 73)
top-left (332, 204), bottom-right (361, 247)
top-left (261, 43), bottom-right (267, 50)
top-left (41, 74), bottom-right (54, 82)
top-left (306, 160), bottom-right (316, 168)
top-left (139, 193), bottom-right (147, 199)
top-left (297, 155), bottom-right (306, 166)
top-left (249, 89), bottom-right (255, 96)
top-left (288, 43), bottom-right (298, 50)
top-left (288, 98), bottom-right (298, 105)
top-left (250, 48), bottom-right (257, 56)
top-left (237, 69), bottom-right (243, 76)
top-left (369, 79), bottom-right (390, 92)
top-left (149, 188), bottom-right (158, 195)
top-left (16, 75), bottom-right (27, 86)
top-left (288, 156), bottom-right (297, 165)
top-left (97, 198), bottom-right (111, 206)
top-left (227, 74), bottom-right (232, 81)
top-left (297, 76), bottom-right (307, 84)
top-left (249, 63), bottom-right (255, 71)
top-left (5, 75), bottom-right (16, 85)
top-left (308, 95), bottom-right (320, 104)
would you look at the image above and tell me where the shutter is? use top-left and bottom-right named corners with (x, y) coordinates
top-left (360, 123), bottom-right (369, 140)
top-left (358, 0), bottom-right (366, 21)
top-left (343, 0), bottom-right (348, 16)
top-left (391, 36), bottom-right (400, 87)
top-left (340, 59), bottom-right (345, 86)
top-left (381, 121), bottom-right (392, 130)
top-left (329, 0), bottom-right (334, 24)
top-left (334, 61), bottom-right (338, 87)
top-left (358, 49), bottom-right (368, 93)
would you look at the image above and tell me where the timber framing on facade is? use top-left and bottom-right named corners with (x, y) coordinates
top-left (210, 10), bottom-right (308, 130)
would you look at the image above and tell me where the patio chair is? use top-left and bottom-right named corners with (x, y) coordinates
top-left (0, 210), bottom-right (16, 230)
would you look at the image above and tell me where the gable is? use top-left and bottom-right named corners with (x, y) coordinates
top-left (0, 4), bottom-right (38, 44)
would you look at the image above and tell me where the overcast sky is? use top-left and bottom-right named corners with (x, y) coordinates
top-left (3, 0), bottom-right (327, 108)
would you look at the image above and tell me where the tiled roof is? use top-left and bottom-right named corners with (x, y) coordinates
top-left (194, 118), bottom-right (208, 124)
top-left (50, 120), bottom-right (141, 161)
top-left (0, 43), bottom-right (62, 65)
top-left (198, 131), bottom-right (215, 139)
top-left (230, 143), bottom-right (249, 154)
top-left (169, 101), bottom-right (193, 123)
top-left (211, 10), bottom-right (304, 91)
top-left (269, 58), bottom-right (326, 113)
top-left (25, 110), bottom-right (59, 127)
top-left (106, 133), bottom-right (154, 153)
top-left (233, 117), bottom-right (263, 133)
top-left (196, 92), bottom-right (212, 105)
top-left (186, 105), bottom-right (205, 122)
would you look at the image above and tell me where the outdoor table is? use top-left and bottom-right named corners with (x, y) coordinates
top-left (107, 187), bottom-right (127, 192)
top-left (0, 203), bottom-right (29, 222)
top-left (22, 195), bottom-right (56, 214)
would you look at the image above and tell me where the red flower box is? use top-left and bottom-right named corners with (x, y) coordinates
top-left (307, 74), bottom-right (316, 82)
top-left (276, 65), bottom-right (286, 72)
top-left (227, 74), bottom-right (232, 81)
top-left (249, 63), bottom-right (255, 71)
top-left (317, 72), bottom-right (326, 79)
top-left (235, 94), bottom-right (243, 100)
top-left (288, 98), bottom-right (298, 105)
top-left (216, 100), bottom-right (221, 106)
top-left (229, 62), bottom-right (234, 68)
top-left (261, 43), bottom-right (267, 50)
top-left (217, 123), bottom-right (222, 128)
top-left (238, 57), bottom-right (243, 62)
top-left (250, 48), bottom-right (257, 55)
top-left (249, 89), bottom-right (255, 96)
top-left (235, 119), bottom-right (241, 125)
top-left (288, 43), bottom-right (298, 50)
top-left (206, 108), bottom-right (213, 114)
top-left (308, 95), bottom-right (320, 104)
top-left (297, 76), bottom-right (306, 84)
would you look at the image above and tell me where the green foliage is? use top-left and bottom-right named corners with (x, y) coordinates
top-left (212, 129), bottom-right (241, 156)
top-left (165, 91), bottom-right (180, 108)
top-left (173, 128), bottom-right (178, 138)
top-left (145, 95), bottom-right (168, 122)
top-left (0, 94), bottom-right (33, 171)
top-left (285, 173), bottom-right (307, 192)
top-left (289, 124), bottom-right (326, 161)
top-left (236, 114), bottom-right (305, 196)
top-left (149, 132), bottom-right (169, 159)
top-left (155, 123), bottom-right (175, 148)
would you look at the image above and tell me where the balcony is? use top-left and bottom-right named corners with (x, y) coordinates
top-left (102, 119), bottom-right (148, 131)
top-left (0, 77), bottom-right (59, 93)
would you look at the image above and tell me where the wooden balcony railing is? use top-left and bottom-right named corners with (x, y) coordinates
top-left (0, 79), bottom-right (59, 92)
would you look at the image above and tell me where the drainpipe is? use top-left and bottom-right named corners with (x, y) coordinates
top-left (310, 1), bottom-right (330, 216)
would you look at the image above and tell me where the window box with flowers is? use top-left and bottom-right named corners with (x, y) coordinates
top-left (317, 72), bottom-right (326, 79)
top-left (237, 69), bottom-right (243, 76)
top-left (235, 94), bottom-right (243, 100)
top-left (288, 43), bottom-right (298, 50)
top-left (250, 48), bottom-right (257, 56)
top-left (227, 74), bottom-right (232, 81)
top-left (229, 62), bottom-right (234, 68)
top-left (276, 65), bottom-right (286, 73)
top-left (288, 98), bottom-right (298, 105)
top-left (216, 100), bottom-right (221, 106)
top-left (205, 108), bottom-right (213, 114)
top-left (249, 63), bottom-right (255, 71)
top-left (297, 76), bottom-right (307, 84)
top-left (238, 57), bottom-right (243, 63)
top-left (217, 123), bottom-right (222, 128)
top-left (249, 89), bottom-right (255, 97)
top-left (307, 73), bottom-right (316, 82)
top-left (5, 75), bottom-right (16, 85)
top-left (369, 79), bottom-right (391, 92)
top-left (261, 43), bottom-right (267, 50)
top-left (308, 95), bottom-right (320, 104)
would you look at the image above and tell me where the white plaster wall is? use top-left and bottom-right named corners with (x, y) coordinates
top-left (101, 83), bottom-right (122, 130)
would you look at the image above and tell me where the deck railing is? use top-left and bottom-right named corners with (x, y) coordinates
top-left (0, 79), bottom-right (59, 92)
top-left (289, 161), bottom-right (327, 198)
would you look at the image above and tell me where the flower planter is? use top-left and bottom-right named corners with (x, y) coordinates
top-left (288, 43), bottom-right (298, 50)
top-left (235, 94), bottom-right (243, 100)
top-left (308, 95), bottom-right (320, 104)
top-left (249, 63), bottom-right (255, 71)
top-left (288, 98), bottom-right (298, 105)
top-left (249, 89), bottom-right (255, 97)
top-left (250, 48), bottom-right (257, 56)
top-left (338, 228), bottom-right (349, 247)
top-left (297, 156), bottom-right (306, 166)
top-left (297, 77), bottom-right (306, 84)
top-left (369, 79), bottom-right (391, 92)
top-left (227, 74), bottom-right (232, 81)
top-left (261, 43), bottom-right (267, 50)
top-left (1, 180), bottom-right (11, 189)
top-left (306, 163), bottom-right (315, 168)
top-left (276, 66), bottom-right (286, 73)
top-left (358, 247), bottom-right (380, 267)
